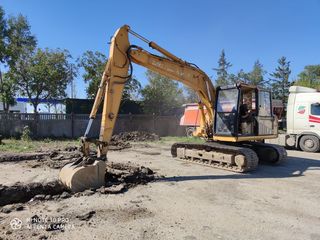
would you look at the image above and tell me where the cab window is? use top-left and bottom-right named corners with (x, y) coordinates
top-left (216, 88), bottom-right (239, 135)
top-left (258, 91), bottom-right (271, 116)
top-left (311, 103), bottom-right (320, 116)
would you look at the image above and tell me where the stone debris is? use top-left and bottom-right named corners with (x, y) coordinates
top-left (0, 206), bottom-right (12, 214)
top-left (64, 146), bottom-right (78, 152)
top-left (45, 195), bottom-right (52, 200)
top-left (0, 203), bottom-right (25, 214)
top-left (76, 210), bottom-right (96, 221)
top-left (15, 204), bottom-right (24, 211)
top-left (59, 191), bottom-right (71, 199)
top-left (98, 184), bottom-right (126, 194)
top-left (38, 235), bottom-right (48, 240)
top-left (32, 194), bottom-right (46, 201)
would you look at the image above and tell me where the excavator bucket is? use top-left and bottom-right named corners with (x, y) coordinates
top-left (59, 160), bottom-right (106, 193)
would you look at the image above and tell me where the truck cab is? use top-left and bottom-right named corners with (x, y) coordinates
top-left (286, 86), bottom-right (320, 152)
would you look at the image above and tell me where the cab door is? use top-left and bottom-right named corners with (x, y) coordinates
top-left (214, 87), bottom-right (240, 136)
top-left (257, 91), bottom-right (274, 135)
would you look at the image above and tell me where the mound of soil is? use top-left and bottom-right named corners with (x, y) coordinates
top-left (111, 131), bottom-right (159, 142)
top-left (105, 162), bottom-right (155, 188)
top-left (109, 139), bottom-right (131, 150)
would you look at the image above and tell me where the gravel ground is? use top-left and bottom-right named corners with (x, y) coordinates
top-left (0, 142), bottom-right (320, 240)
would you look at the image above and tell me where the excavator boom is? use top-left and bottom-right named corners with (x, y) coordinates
top-left (81, 25), bottom-right (216, 157)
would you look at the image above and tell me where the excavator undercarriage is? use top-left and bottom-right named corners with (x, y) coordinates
top-left (171, 141), bottom-right (286, 173)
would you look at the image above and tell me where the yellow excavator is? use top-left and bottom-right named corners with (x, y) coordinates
top-left (59, 25), bottom-right (287, 192)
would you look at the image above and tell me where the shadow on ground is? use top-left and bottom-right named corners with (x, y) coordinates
top-left (157, 155), bottom-right (320, 182)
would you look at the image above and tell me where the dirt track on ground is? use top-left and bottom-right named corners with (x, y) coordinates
top-left (1, 141), bottom-right (320, 240)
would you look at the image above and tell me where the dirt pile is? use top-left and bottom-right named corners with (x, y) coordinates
top-left (0, 162), bottom-right (155, 207)
top-left (109, 139), bottom-right (131, 150)
top-left (111, 131), bottom-right (160, 142)
top-left (105, 162), bottom-right (155, 188)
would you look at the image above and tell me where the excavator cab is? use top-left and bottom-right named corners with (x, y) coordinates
top-left (214, 83), bottom-right (277, 141)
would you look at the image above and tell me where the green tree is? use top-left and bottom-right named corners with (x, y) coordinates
top-left (184, 86), bottom-right (198, 103)
top-left (295, 65), bottom-right (320, 89)
top-left (0, 72), bottom-right (17, 111)
top-left (5, 14), bottom-right (36, 68)
top-left (123, 76), bottom-right (141, 101)
top-left (0, 7), bottom-right (6, 63)
top-left (237, 69), bottom-right (250, 84)
top-left (228, 73), bottom-right (240, 84)
top-left (248, 60), bottom-right (266, 87)
top-left (228, 69), bottom-right (251, 85)
top-left (78, 50), bottom-right (141, 100)
top-left (11, 48), bottom-right (77, 113)
top-left (141, 70), bottom-right (184, 115)
top-left (213, 49), bottom-right (232, 86)
top-left (78, 50), bottom-right (107, 98)
top-left (269, 57), bottom-right (292, 105)
top-left (0, 7), bottom-right (36, 111)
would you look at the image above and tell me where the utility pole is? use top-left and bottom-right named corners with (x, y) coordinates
top-left (70, 65), bottom-right (76, 99)
top-left (69, 65), bottom-right (75, 138)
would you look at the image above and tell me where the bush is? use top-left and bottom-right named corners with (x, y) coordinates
top-left (21, 126), bottom-right (32, 141)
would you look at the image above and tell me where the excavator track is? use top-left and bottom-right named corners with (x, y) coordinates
top-left (243, 142), bottom-right (287, 164)
top-left (171, 142), bottom-right (259, 173)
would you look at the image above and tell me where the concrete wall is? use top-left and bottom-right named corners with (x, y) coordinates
top-left (0, 113), bottom-right (186, 138)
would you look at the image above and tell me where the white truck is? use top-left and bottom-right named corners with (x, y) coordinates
top-left (267, 86), bottom-right (320, 152)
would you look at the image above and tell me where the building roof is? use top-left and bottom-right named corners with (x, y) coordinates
top-left (16, 98), bottom-right (64, 104)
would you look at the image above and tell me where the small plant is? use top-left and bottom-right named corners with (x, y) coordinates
top-left (21, 126), bottom-right (32, 141)
top-left (44, 138), bottom-right (52, 143)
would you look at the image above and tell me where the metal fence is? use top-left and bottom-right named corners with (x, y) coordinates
top-left (0, 113), bottom-right (70, 120)
top-left (0, 113), bottom-right (186, 138)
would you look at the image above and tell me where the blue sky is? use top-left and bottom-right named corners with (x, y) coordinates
top-left (1, 0), bottom-right (320, 99)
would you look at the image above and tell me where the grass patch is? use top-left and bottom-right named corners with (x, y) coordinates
top-left (0, 139), bottom-right (37, 152)
top-left (0, 139), bottom-right (79, 153)
top-left (159, 136), bottom-right (205, 144)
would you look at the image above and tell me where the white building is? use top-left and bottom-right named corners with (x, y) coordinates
top-left (0, 101), bottom-right (27, 113)
top-left (0, 98), bottom-right (65, 113)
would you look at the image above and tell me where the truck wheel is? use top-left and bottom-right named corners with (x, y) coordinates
top-left (299, 135), bottom-right (320, 152)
